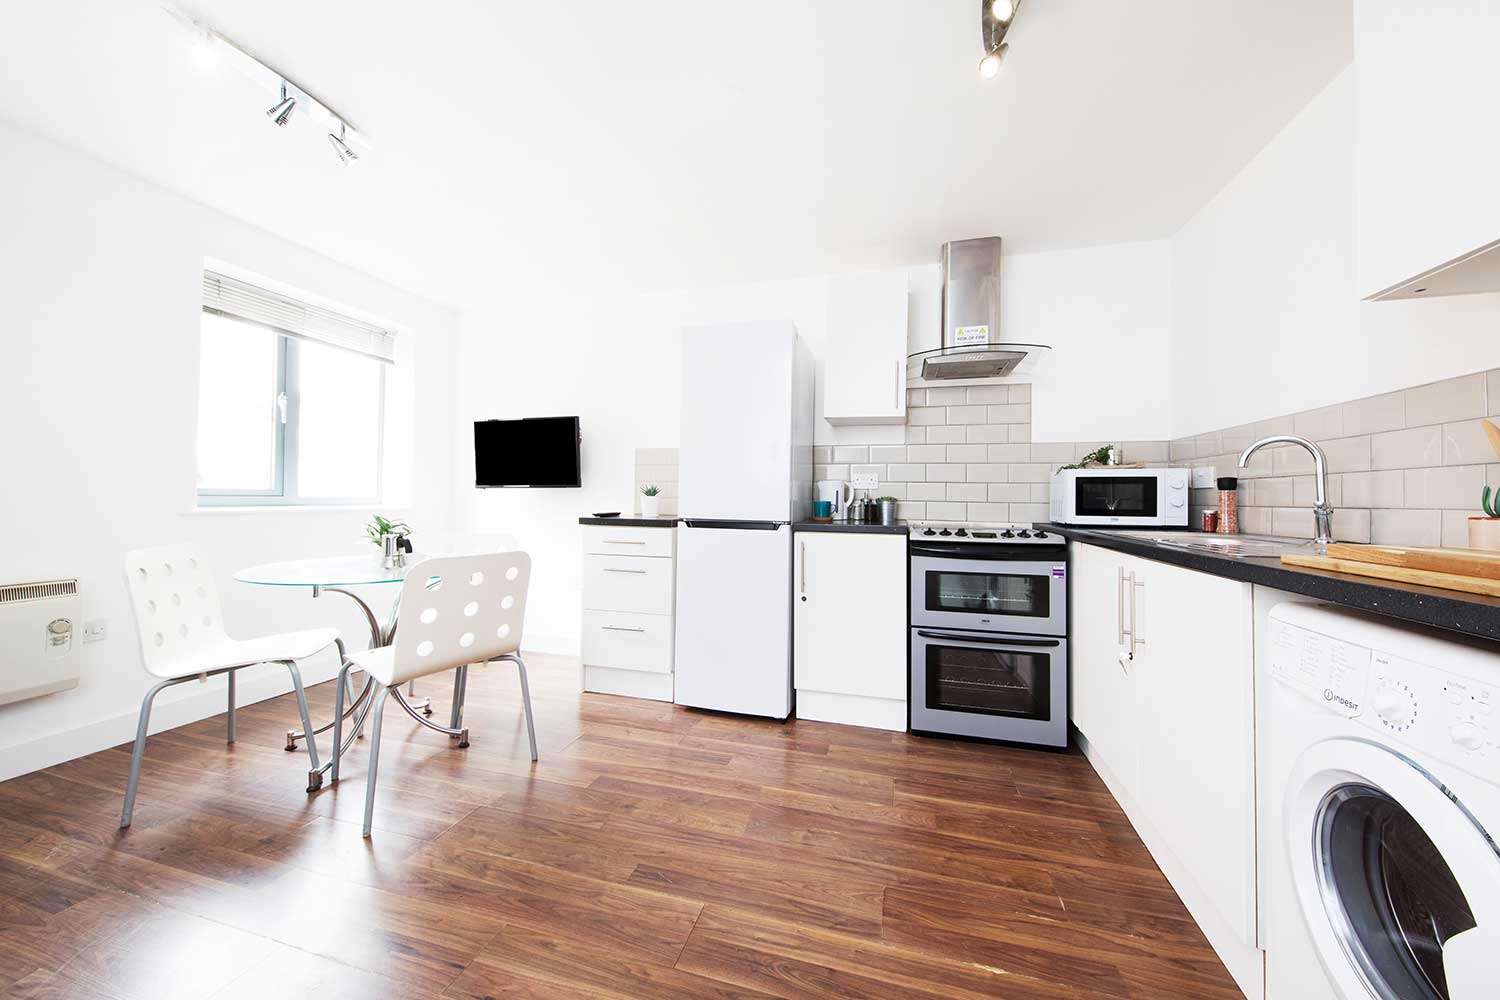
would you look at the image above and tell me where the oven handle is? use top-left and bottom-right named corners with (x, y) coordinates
top-left (915, 631), bottom-right (1061, 648)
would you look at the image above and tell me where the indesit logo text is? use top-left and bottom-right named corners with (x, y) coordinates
top-left (1324, 689), bottom-right (1360, 712)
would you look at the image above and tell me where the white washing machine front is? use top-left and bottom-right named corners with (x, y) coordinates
top-left (1266, 604), bottom-right (1500, 1000)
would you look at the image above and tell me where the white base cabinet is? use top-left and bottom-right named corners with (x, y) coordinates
top-left (793, 531), bottom-right (907, 731)
top-left (581, 525), bottom-right (676, 701)
top-left (1069, 541), bottom-right (1261, 999)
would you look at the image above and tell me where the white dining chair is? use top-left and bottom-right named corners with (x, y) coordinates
top-left (331, 551), bottom-right (536, 837)
top-left (120, 544), bottom-right (345, 827)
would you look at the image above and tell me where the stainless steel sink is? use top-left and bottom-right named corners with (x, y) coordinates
top-left (1125, 532), bottom-right (1321, 559)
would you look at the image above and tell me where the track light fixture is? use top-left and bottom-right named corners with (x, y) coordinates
top-left (328, 122), bottom-right (359, 165)
top-left (978, 0), bottom-right (1021, 79)
top-left (266, 80), bottom-right (296, 127)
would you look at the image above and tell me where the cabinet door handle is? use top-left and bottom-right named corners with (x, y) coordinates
top-left (602, 625), bottom-right (645, 632)
top-left (1131, 577), bottom-right (1146, 655)
top-left (799, 542), bottom-right (806, 595)
top-left (603, 539), bottom-right (646, 545)
top-left (603, 567), bottom-right (647, 574)
top-left (1117, 567), bottom-right (1131, 645)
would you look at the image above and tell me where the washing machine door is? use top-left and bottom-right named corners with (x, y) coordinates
top-left (1286, 739), bottom-right (1500, 1000)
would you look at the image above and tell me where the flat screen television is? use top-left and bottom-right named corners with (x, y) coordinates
top-left (474, 416), bottom-right (581, 488)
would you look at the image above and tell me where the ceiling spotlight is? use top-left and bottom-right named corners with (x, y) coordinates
top-left (991, 0), bottom-right (1014, 22)
top-left (979, 44), bottom-right (1007, 79)
top-left (328, 122), bottom-right (359, 165)
top-left (267, 81), bottom-right (295, 127)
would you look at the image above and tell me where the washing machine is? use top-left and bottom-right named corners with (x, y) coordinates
top-left (1264, 602), bottom-right (1500, 999)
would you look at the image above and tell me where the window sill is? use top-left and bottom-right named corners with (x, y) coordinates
top-left (183, 504), bottom-right (412, 517)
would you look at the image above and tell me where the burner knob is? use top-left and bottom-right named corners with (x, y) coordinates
top-left (1000, 529), bottom-right (1015, 538)
top-left (1017, 529), bottom-right (1032, 538)
top-left (938, 529), bottom-right (953, 536)
top-left (1033, 530), bottom-right (1048, 538)
top-left (954, 528), bottom-right (968, 537)
top-left (922, 528), bottom-right (936, 536)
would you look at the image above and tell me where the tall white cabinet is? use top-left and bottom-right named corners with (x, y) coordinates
top-left (792, 529), bottom-right (908, 731)
top-left (581, 522), bottom-right (677, 701)
top-left (822, 270), bottom-right (909, 426)
top-left (1069, 541), bottom-right (1261, 999)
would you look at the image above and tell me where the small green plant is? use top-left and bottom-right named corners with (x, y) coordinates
top-left (876, 496), bottom-right (898, 503)
top-left (640, 484), bottom-right (661, 497)
top-left (1483, 485), bottom-right (1499, 519)
top-left (365, 514), bottom-right (411, 547)
top-left (1060, 445), bottom-right (1116, 471)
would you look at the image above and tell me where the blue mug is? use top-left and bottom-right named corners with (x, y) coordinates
top-left (813, 500), bottom-right (832, 518)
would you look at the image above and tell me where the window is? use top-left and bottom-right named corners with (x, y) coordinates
top-left (195, 271), bottom-right (394, 506)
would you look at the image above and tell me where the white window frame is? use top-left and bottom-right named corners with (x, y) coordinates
top-left (195, 272), bottom-right (394, 508)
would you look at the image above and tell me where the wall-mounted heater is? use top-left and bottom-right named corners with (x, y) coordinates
top-left (0, 579), bottom-right (81, 705)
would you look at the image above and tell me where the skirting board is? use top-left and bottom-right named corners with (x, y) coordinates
top-left (1075, 729), bottom-right (1264, 1000)
top-left (584, 665), bottom-right (673, 702)
top-left (0, 657), bottom-right (341, 783)
top-left (795, 690), bottom-right (907, 732)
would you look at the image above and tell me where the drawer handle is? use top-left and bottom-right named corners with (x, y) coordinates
top-left (602, 625), bottom-right (646, 632)
top-left (603, 539), bottom-right (647, 545)
top-left (603, 567), bottom-right (647, 574)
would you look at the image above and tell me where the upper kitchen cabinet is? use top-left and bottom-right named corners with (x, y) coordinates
top-left (1357, 0), bottom-right (1500, 300)
top-left (823, 269), bottom-right (909, 425)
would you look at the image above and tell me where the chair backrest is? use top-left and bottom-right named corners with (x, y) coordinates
top-left (387, 550), bottom-right (531, 686)
top-left (123, 544), bottom-right (229, 677)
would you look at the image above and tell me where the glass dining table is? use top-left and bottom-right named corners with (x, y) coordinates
top-left (234, 551), bottom-right (460, 790)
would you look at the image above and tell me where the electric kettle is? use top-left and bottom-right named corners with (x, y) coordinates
top-left (815, 480), bottom-right (852, 521)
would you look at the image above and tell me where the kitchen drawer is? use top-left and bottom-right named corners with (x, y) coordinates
top-left (582, 525), bottom-right (675, 558)
top-left (582, 554), bottom-right (674, 614)
top-left (581, 611), bottom-right (674, 674)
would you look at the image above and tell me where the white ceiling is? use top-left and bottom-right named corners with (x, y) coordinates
top-left (0, 1), bottom-right (1352, 308)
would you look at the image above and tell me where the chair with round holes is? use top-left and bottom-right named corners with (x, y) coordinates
top-left (120, 544), bottom-right (345, 827)
top-left (331, 551), bottom-right (536, 837)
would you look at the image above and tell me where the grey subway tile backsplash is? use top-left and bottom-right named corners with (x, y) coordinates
top-left (1404, 374), bottom-right (1487, 427)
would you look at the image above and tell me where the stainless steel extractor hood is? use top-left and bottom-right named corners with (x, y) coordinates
top-left (907, 236), bottom-right (1049, 382)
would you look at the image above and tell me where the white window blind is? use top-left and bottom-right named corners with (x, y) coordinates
top-left (201, 271), bottom-right (397, 364)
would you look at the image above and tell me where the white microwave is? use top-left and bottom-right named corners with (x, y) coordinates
top-left (1050, 468), bottom-right (1189, 527)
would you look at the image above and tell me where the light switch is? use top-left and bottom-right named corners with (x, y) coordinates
top-left (1191, 466), bottom-right (1218, 488)
top-left (83, 619), bottom-right (107, 643)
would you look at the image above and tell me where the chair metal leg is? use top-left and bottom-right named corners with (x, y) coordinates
top-left (284, 661), bottom-right (323, 791)
top-left (449, 663), bottom-right (469, 731)
top-left (505, 653), bottom-right (539, 762)
top-left (226, 670), bottom-right (236, 744)
top-left (331, 660), bottom-right (351, 785)
top-left (363, 683), bottom-right (392, 838)
top-left (120, 676), bottom-right (179, 829)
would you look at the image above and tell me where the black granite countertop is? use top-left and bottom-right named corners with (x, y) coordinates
top-left (793, 519), bottom-right (908, 535)
top-left (1042, 524), bottom-right (1500, 643)
top-left (578, 516), bottom-right (678, 527)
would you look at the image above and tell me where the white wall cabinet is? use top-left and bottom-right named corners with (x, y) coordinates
top-left (793, 530), bottom-right (907, 730)
top-left (823, 270), bottom-right (909, 425)
top-left (1356, 1), bottom-right (1500, 300)
top-left (581, 525), bottom-right (675, 701)
top-left (1068, 542), bottom-right (1261, 998)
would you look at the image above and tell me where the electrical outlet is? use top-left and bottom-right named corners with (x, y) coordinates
top-left (83, 619), bottom-right (107, 643)
top-left (1191, 466), bottom-right (1218, 489)
top-left (851, 473), bottom-right (878, 490)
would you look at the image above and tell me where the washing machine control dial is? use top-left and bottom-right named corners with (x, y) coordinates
top-left (1450, 722), bottom-right (1485, 752)
top-left (1372, 679), bottom-right (1417, 731)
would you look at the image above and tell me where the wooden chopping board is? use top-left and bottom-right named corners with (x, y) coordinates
top-left (1281, 552), bottom-right (1500, 598)
top-left (1324, 543), bottom-right (1500, 582)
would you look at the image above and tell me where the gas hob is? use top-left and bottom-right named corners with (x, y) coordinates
top-left (906, 521), bottom-right (1057, 545)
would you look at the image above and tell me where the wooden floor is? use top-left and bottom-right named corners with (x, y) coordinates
top-left (0, 652), bottom-right (1239, 1000)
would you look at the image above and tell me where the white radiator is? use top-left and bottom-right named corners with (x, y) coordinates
top-left (0, 579), bottom-right (81, 705)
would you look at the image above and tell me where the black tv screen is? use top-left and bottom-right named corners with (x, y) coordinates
top-left (474, 416), bottom-right (581, 488)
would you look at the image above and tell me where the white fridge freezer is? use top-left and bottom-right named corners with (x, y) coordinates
top-left (673, 320), bottom-right (814, 719)
top-left (673, 523), bottom-right (794, 718)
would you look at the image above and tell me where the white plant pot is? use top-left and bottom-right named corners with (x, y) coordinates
top-left (1469, 517), bottom-right (1500, 551)
top-left (640, 495), bottom-right (660, 518)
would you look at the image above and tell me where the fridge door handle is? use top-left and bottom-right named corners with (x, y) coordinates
top-left (895, 360), bottom-right (902, 410)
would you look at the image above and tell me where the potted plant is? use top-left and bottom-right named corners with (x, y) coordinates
top-left (1474, 420), bottom-right (1500, 551)
top-left (639, 484), bottom-right (662, 518)
top-left (876, 495), bottom-right (899, 525)
top-left (365, 514), bottom-right (412, 567)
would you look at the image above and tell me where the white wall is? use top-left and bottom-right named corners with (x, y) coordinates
top-left (0, 120), bottom-right (459, 781)
top-left (1169, 68), bottom-right (1500, 437)
top-left (455, 241), bottom-right (1173, 653)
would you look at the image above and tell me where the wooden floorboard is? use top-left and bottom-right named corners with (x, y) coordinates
top-left (0, 652), bottom-right (1238, 999)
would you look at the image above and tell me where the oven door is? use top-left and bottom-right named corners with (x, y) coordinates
top-left (910, 628), bottom-right (1067, 746)
top-left (910, 550), bottom-right (1066, 635)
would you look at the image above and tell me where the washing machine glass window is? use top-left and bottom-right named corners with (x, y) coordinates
top-left (1316, 783), bottom-right (1476, 1000)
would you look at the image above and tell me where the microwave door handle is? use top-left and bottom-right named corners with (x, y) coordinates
top-left (915, 631), bottom-right (1060, 648)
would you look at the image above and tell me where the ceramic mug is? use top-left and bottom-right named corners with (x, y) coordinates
top-left (813, 500), bottom-right (832, 518)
